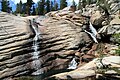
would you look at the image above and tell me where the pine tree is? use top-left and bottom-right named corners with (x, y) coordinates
top-left (54, 0), bottom-right (58, 10)
top-left (78, 0), bottom-right (82, 10)
top-left (22, 3), bottom-right (27, 14)
top-left (16, 3), bottom-right (19, 13)
top-left (86, 0), bottom-right (92, 5)
top-left (46, 0), bottom-right (50, 13)
top-left (72, 0), bottom-right (76, 11)
top-left (7, 1), bottom-right (12, 13)
top-left (37, 0), bottom-right (45, 15)
top-left (1, 0), bottom-right (7, 12)
top-left (96, 0), bottom-right (110, 16)
top-left (26, 0), bottom-right (34, 15)
top-left (19, 0), bottom-right (22, 14)
top-left (1, 0), bottom-right (11, 13)
top-left (32, 5), bottom-right (36, 15)
top-left (60, 0), bottom-right (67, 9)
top-left (81, 0), bottom-right (87, 8)
top-left (50, 1), bottom-right (55, 11)
top-left (16, 0), bottom-right (22, 14)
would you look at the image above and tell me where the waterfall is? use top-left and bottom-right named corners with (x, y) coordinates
top-left (84, 30), bottom-right (98, 43)
top-left (89, 22), bottom-right (97, 36)
top-left (68, 58), bottom-right (77, 69)
top-left (84, 22), bottom-right (98, 43)
top-left (31, 20), bottom-right (43, 75)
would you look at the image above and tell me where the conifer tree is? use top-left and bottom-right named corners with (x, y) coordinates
top-left (78, 0), bottom-right (82, 10)
top-left (86, 0), bottom-right (92, 5)
top-left (1, 0), bottom-right (11, 13)
top-left (26, 0), bottom-right (34, 15)
top-left (7, 1), bottom-right (12, 13)
top-left (16, 0), bottom-right (22, 14)
top-left (50, 1), bottom-right (54, 11)
top-left (82, 0), bottom-right (87, 8)
top-left (37, 0), bottom-right (45, 15)
top-left (72, 0), bottom-right (76, 11)
top-left (1, 0), bottom-right (8, 12)
top-left (60, 0), bottom-right (67, 9)
top-left (22, 3), bottom-right (27, 14)
top-left (16, 3), bottom-right (19, 13)
top-left (54, 0), bottom-right (58, 10)
top-left (19, 0), bottom-right (22, 14)
top-left (46, 0), bottom-right (50, 13)
top-left (32, 5), bottom-right (36, 15)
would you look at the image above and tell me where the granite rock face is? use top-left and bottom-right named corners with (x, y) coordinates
top-left (0, 12), bottom-right (93, 79)
top-left (35, 15), bottom-right (93, 73)
top-left (0, 2), bottom-right (119, 79)
top-left (0, 12), bottom-right (35, 79)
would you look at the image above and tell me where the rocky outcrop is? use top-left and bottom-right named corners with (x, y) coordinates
top-left (0, 11), bottom-right (94, 79)
top-left (98, 15), bottom-right (120, 35)
top-left (48, 70), bottom-right (96, 80)
top-left (90, 11), bottom-right (104, 28)
top-left (35, 14), bottom-right (93, 73)
top-left (47, 56), bottom-right (120, 80)
top-left (42, 3), bottom-right (120, 80)
top-left (106, 0), bottom-right (120, 14)
top-left (0, 3), bottom-right (120, 79)
top-left (0, 12), bottom-right (35, 79)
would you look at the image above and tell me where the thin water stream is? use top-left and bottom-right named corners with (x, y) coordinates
top-left (84, 22), bottom-right (98, 43)
top-left (31, 19), bottom-right (43, 75)
top-left (68, 58), bottom-right (77, 69)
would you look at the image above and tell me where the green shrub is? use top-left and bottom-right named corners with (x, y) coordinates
top-left (20, 13), bottom-right (25, 17)
top-left (115, 46), bottom-right (120, 56)
top-left (112, 33), bottom-right (120, 44)
top-left (112, 33), bottom-right (120, 56)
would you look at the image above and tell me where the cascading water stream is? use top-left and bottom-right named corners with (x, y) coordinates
top-left (68, 58), bottom-right (77, 69)
top-left (84, 22), bottom-right (98, 43)
top-left (89, 22), bottom-right (98, 36)
top-left (31, 20), bottom-right (43, 75)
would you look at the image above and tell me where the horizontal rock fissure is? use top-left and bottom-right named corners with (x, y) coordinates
top-left (0, 33), bottom-right (28, 40)
top-left (0, 39), bottom-right (33, 51)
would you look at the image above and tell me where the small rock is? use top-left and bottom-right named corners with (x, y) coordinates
top-left (75, 52), bottom-right (81, 57)
top-left (90, 11), bottom-right (104, 28)
top-left (110, 15), bottom-right (120, 25)
top-left (105, 70), bottom-right (117, 74)
top-left (102, 21), bottom-right (108, 26)
top-left (82, 54), bottom-right (95, 62)
top-left (49, 70), bottom-right (95, 80)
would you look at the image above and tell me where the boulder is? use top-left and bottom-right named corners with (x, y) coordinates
top-left (62, 6), bottom-right (76, 12)
top-left (98, 15), bottom-right (120, 35)
top-left (48, 70), bottom-right (96, 80)
top-left (45, 6), bottom-right (75, 18)
top-left (78, 56), bottom-right (120, 70)
top-left (82, 4), bottom-right (99, 17)
top-left (47, 56), bottom-right (120, 80)
top-left (110, 15), bottom-right (120, 25)
top-left (90, 11), bottom-right (104, 28)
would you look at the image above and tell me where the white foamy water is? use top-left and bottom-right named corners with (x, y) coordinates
top-left (84, 30), bottom-right (98, 43)
top-left (84, 22), bottom-right (98, 43)
top-left (89, 22), bottom-right (98, 36)
top-left (31, 21), bottom-right (43, 75)
top-left (68, 58), bottom-right (77, 69)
